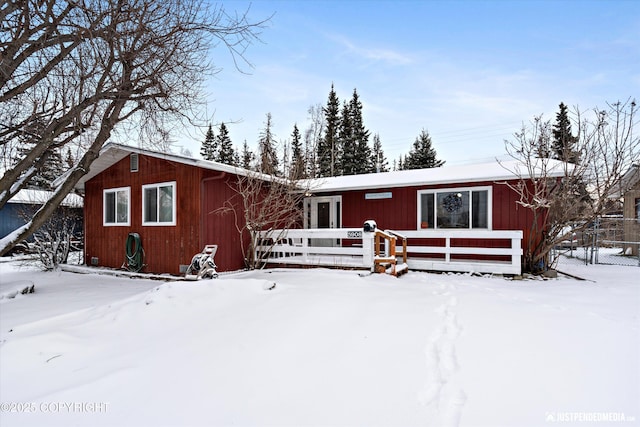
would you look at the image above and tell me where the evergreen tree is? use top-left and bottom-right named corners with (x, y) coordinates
top-left (371, 133), bottom-right (388, 172)
top-left (65, 148), bottom-right (75, 169)
top-left (339, 100), bottom-right (355, 175)
top-left (37, 148), bottom-right (64, 190)
top-left (216, 122), bottom-right (235, 165)
top-left (405, 129), bottom-right (444, 170)
top-left (536, 132), bottom-right (551, 159)
top-left (552, 102), bottom-right (589, 211)
top-left (318, 84), bottom-right (340, 177)
top-left (258, 113), bottom-right (279, 175)
top-left (552, 102), bottom-right (580, 163)
top-left (240, 139), bottom-right (254, 170)
top-left (200, 124), bottom-right (217, 161)
top-left (349, 89), bottom-right (371, 174)
top-left (290, 123), bottom-right (306, 180)
top-left (12, 144), bottom-right (64, 190)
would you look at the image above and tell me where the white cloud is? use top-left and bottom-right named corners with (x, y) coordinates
top-left (326, 33), bottom-right (415, 66)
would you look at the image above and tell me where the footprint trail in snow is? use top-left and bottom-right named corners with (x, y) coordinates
top-left (419, 283), bottom-right (467, 426)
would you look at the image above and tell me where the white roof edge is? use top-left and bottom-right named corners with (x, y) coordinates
top-left (9, 188), bottom-right (83, 207)
top-left (302, 158), bottom-right (573, 193)
top-left (74, 144), bottom-right (573, 194)
top-left (74, 142), bottom-right (276, 191)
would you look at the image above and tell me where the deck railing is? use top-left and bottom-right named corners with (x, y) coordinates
top-left (254, 228), bottom-right (523, 275)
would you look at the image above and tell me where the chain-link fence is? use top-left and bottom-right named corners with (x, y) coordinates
top-left (554, 217), bottom-right (640, 267)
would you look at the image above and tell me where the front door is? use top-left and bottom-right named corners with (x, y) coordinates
top-left (305, 196), bottom-right (342, 246)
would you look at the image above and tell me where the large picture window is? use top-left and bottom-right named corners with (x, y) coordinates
top-left (418, 187), bottom-right (491, 229)
top-left (103, 187), bottom-right (130, 226)
top-left (142, 181), bottom-right (176, 226)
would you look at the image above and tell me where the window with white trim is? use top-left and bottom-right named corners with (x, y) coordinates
top-left (142, 181), bottom-right (176, 226)
top-left (103, 187), bottom-right (130, 226)
top-left (417, 186), bottom-right (491, 229)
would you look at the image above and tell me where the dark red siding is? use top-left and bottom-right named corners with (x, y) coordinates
top-left (84, 155), bottom-right (247, 275)
top-left (315, 180), bottom-right (538, 253)
top-left (200, 171), bottom-right (247, 272)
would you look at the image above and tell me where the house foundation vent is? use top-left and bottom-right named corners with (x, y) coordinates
top-left (91, 257), bottom-right (99, 266)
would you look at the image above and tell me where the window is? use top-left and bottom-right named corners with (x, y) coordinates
top-left (103, 187), bottom-right (130, 226)
top-left (418, 187), bottom-right (491, 229)
top-left (636, 198), bottom-right (640, 223)
top-left (142, 181), bottom-right (176, 225)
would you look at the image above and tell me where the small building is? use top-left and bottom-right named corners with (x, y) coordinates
top-left (0, 189), bottom-right (83, 248)
top-left (621, 165), bottom-right (640, 255)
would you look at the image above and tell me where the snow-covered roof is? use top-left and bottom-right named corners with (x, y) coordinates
top-left (302, 158), bottom-right (571, 193)
top-left (9, 189), bottom-right (83, 207)
top-left (74, 143), bottom-right (271, 191)
top-left (73, 144), bottom-right (572, 194)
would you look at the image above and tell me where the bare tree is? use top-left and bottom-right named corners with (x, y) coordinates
top-left (304, 103), bottom-right (325, 178)
top-left (502, 99), bottom-right (639, 272)
top-left (14, 191), bottom-right (82, 270)
top-left (0, 0), bottom-right (267, 255)
top-left (215, 172), bottom-right (311, 269)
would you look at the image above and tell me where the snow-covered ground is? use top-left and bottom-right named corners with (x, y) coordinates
top-left (0, 256), bottom-right (638, 427)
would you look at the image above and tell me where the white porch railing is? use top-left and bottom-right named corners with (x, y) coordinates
top-left (254, 228), bottom-right (523, 275)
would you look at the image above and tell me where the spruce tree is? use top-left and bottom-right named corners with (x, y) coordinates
top-left (37, 148), bottom-right (64, 190)
top-left (216, 122), bottom-right (235, 165)
top-left (552, 102), bottom-right (589, 212)
top-left (65, 148), bottom-right (75, 169)
top-left (240, 139), bottom-right (254, 170)
top-left (405, 129), bottom-right (444, 170)
top-left (12, 144), bottom-right (64, 190)
top-left (339, 100), bottom-right (355, 175)
top-left (349, 89), bottom-right (371, 174)
top-left (318, 84), bottom-right (340, 177)
top-left (371, 133), bottom-right (388, 172)
top-left (200, 124), bottom-right (217, 161)
top-left (290, 124), bottom-right (305, 180)
top-left (258, 113), bottom-right (279, 175)
top-left (552, 102), bottom-right (580, 163)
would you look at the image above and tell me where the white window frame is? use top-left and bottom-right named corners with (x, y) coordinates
top-left (142, 181), bottom-right (177, 226)
top-left (417, 186), bottom-right (492, 230)
top-left (103, 186), bottom-right (131, 226)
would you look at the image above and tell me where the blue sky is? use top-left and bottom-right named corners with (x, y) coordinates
top-left (179, 0), bottom-right (640, 166)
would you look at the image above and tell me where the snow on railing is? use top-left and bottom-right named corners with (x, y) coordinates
top-left (254, 228), bottom-right (523, 275)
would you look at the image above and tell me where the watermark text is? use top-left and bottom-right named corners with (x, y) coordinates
top-left (1, 402), bottom-right (109, 414)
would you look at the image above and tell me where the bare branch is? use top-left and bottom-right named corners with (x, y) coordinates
top-left (0, 0), bottom-right (269, 255)
top-left (502, 99), bottom-right (638, 272)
